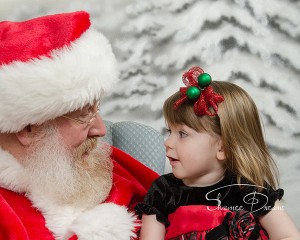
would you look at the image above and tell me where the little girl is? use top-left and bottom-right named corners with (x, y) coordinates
top-left (136, 66), bottom-right (300, 239)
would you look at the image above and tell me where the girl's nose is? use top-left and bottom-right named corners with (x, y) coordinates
top-left (164, 136), bottom-right (174, 150)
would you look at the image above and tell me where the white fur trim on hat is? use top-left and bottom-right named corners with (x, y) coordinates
top-left (0, 28), bottom-right (119, 133)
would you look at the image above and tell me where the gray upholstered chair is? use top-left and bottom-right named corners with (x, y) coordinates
top-left (101, 121), bottom-right (166, 175)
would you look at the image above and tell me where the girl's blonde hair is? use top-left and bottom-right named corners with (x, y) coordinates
top-left (163, 81), bottom-right (278, 189)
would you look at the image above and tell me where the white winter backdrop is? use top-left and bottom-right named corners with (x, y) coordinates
top-left (1, 0), bottom-right (299, 228)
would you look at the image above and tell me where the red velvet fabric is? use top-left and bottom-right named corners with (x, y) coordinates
top-left (106, 147), bottom-right (159, 210)
top-left (0, 147), bottom-right (159, 239)
top-left (166, 205), bottom-right (230, 239)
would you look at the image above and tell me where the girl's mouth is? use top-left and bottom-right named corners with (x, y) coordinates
top-left (168, 156), bottom-right (180, 165)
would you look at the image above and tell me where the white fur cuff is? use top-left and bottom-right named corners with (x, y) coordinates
top-left (66, 203), bottom-right (138, 240)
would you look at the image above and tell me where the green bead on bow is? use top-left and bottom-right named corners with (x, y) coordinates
top-left (198, 73), bottom-right (212, 88)
top-left (186, 86), bottom-right (201, 100)
top-left (186, 73), bottom-right (212, 100)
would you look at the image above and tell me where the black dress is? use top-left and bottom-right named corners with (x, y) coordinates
top-left (136, 173), bottom-right (283, 239)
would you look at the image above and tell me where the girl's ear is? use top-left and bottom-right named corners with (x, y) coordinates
top-left (15, 126), bottom-right (34, 146)
top-left (217, 139), bottom-right (226, 161)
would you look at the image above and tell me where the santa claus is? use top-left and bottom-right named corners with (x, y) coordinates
top-left (0, 11), bottom-right (158, 240)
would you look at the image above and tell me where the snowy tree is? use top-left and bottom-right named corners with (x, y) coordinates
top-left (106, 0), bottom-right (300, 136)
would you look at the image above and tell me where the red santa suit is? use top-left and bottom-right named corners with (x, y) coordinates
top-left (0, 147), bottom-right (158, 240)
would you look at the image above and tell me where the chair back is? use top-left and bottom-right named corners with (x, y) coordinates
top-left (102, 121), bottom-right (166, 175)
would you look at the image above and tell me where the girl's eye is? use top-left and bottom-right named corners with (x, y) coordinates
top-left (164, 128), bottom-right (171, 136)
top-left (179, 131), bottom-right (188, 138)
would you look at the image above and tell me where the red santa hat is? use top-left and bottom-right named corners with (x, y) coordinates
top-left (0, 11), bottom-right (119, 133)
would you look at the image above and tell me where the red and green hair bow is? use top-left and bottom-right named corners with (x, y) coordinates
top-left (173, 66), bottom-right (224, 116)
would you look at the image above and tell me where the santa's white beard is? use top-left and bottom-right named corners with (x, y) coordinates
top-left (23, 123), bottom-right (113, 209)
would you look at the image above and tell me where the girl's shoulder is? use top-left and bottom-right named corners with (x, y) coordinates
top-left (234, 176), bottom-right (284, 197)
top-left (227, 176), bottom-right (284, 216)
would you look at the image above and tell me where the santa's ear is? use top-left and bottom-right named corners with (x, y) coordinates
top-left (15, 125), bottom-right (34, 146)
top-left (217, 139), bottom-right (226, 161)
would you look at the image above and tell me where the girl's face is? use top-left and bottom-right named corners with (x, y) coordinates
top-left (164, 123), bottom-right (225, 186)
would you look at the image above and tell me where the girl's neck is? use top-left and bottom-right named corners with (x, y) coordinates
top-left (182, 170), bottom-right (225, 187)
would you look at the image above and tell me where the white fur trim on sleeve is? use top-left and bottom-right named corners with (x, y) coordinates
top-left (65, 203), bottom-right (138, 240)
